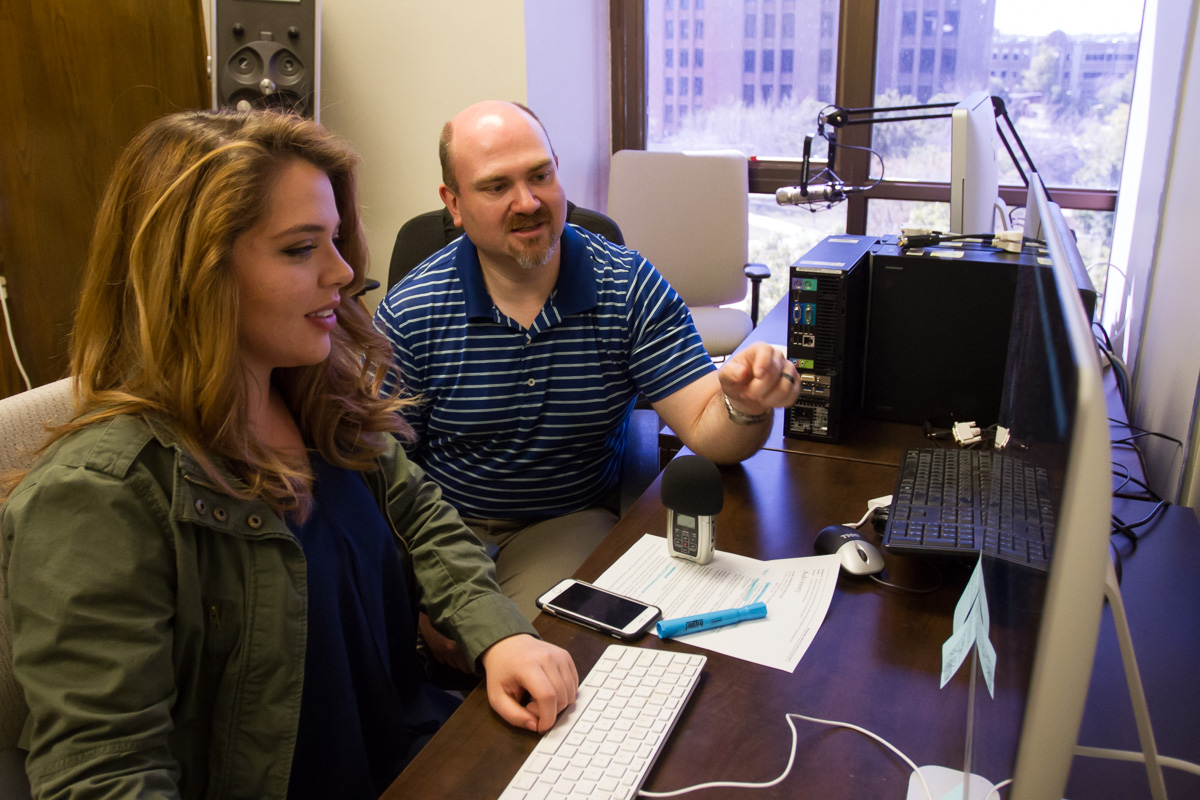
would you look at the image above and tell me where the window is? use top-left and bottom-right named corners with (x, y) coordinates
top-left (680, 49), bottom-right (689, 67)
top-left (616, 0), bottom-right (1140, 307)
top-left (680, 0), bottom-right (688, 8)
top-left (666, 76), bottom-right (674, 95)
top-left (679, 77), bottom-right (688, 95)
top-left (680, 20), bottom-right (689, 39)
top-left (695, 20), bottom-right (704, 39)
top-left (665, 48), bottom-right (674, 68)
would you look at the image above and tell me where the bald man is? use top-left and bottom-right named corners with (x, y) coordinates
top-left (375, 100), bottom-right (799, 627)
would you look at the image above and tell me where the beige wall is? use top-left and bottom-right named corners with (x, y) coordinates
top-left (318, 0), bottom-right (529, 308)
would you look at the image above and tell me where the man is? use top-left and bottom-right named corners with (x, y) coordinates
top-left (375, 100), bottom-right (799, 628)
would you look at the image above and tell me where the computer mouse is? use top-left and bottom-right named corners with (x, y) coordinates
top-left (814, 525), bottom-right (886, 576)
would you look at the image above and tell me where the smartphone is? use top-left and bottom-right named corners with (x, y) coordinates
top-left (536, 579), bottom-right (662, 640)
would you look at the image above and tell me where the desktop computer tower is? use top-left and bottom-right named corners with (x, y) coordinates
top-left (860, 239), bottom-right (1096, 428)
top-left (784, 235), bottom-right (876, 442)
top-left (213, 0), bottom-right (320, 119)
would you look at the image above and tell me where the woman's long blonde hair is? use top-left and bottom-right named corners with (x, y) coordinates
top-left (51, 109), bottom-right (410, 518)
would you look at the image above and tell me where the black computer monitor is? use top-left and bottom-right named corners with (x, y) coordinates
top-left (970, 173), bottom-right (1112, 798)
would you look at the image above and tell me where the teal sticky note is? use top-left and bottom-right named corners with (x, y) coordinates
top-left (942, 553), bottom-right (996, 692)
top-left (940, 621), bottom-right (975, 688)
top-left (974, 580), bottom-right (996, 698)
top-left (953, 557), bottom-right (983, 631)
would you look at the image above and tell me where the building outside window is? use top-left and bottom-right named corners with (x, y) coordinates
top-left (628, 0), bottom-right (1144, 314)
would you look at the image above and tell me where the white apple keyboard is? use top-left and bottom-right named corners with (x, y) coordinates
top-left (498, 645), bottom-right (706, 800)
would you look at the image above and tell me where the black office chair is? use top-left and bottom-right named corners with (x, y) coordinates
top-left (385, 201), bottom-right (624, 293)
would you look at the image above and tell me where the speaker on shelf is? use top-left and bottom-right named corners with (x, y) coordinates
top-left (212, 0), bottom-right (320, 119)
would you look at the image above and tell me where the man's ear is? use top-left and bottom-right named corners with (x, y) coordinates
top-left (439, 184), bottom-right (464, 227)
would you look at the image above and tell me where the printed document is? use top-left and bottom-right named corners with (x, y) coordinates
top-left (593, 534), bottom-right (840, 672)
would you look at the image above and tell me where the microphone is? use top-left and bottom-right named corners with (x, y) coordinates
top-left (776, 182), bottom-right (847, 206)
top-left (661, 455), bottom-right (723, 565)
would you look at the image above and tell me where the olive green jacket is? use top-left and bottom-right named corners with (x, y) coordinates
top-left (0, 413), bottom-right (533, 799)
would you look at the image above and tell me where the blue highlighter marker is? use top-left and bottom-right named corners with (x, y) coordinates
top-left (656, 602), bottom-right (768, 639)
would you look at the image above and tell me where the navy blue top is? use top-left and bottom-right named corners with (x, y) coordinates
top-left (287, 455), bottom-right (459, 799)
top-left (373, 223), bottom-right (714, 519)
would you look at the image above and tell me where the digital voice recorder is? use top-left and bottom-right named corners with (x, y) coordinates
top-left (660, 455), bottom-right (724, 565)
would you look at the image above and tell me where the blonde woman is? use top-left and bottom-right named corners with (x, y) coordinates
top-left (0, 110), bottom-right (576, 799)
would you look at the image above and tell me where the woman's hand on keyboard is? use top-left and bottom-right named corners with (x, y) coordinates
top-left (480, 634), bottom-right (579, 733)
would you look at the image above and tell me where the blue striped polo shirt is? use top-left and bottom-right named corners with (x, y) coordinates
top-left (373, 223), bottom-right (714, 519)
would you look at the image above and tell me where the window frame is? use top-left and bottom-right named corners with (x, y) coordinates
top-left (609, 0), bottom-right (1117, 235)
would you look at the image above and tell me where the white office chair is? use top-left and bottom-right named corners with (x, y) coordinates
top-left (0, 377), bottom-right (75, 799)
top-left (606, 149), bottom-right (769, 358)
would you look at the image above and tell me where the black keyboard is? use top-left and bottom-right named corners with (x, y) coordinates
top-left (883, 448), bottom-right (1055, 570)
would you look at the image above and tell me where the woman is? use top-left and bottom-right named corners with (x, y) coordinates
top-left (0, 109), bottom-right (577, 799)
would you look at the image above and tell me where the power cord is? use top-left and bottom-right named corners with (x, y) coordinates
top-left (639, 711), bottom-right (1012, 800)
top-left (0, 276), bottom-right (33, 391)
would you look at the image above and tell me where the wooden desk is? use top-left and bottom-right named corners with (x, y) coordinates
top-left (389, 448), bottom-right (1028, 799)
top-left (387, 301), bottom-right (1200, 799)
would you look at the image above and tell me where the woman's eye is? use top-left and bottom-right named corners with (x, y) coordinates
top-left (283, 244), bottom-right (317, 258)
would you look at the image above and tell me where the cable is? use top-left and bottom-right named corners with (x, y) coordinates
top-left (638, 711), bottom-right (942, 800)
top-left (869, 569), bottom-right (943, 594)
top-left (0, 276), bottom-right (33, 392)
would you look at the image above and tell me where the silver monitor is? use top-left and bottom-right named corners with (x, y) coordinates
top-left (976, 173), bottom-right (1112, 799)
top-left (950, 91), bottom-right (1002, 235)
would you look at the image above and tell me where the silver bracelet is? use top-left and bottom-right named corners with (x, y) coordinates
top-left (723, 394), bottom-right (771, 425)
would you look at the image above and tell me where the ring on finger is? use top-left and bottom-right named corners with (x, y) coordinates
top-left (780, 371), bottom-right (796, 385)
